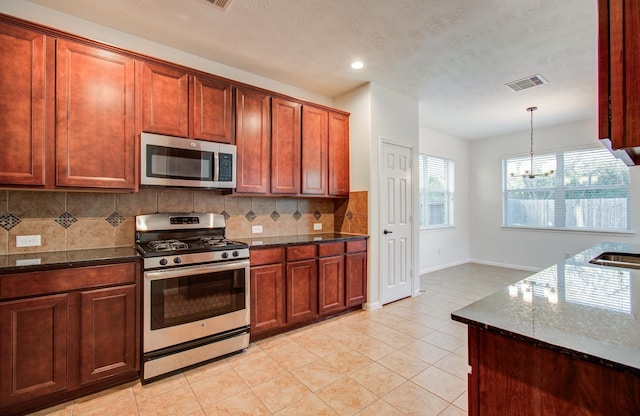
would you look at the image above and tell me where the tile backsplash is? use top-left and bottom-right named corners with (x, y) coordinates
top-left (0, 189), bottom-right (368, 254)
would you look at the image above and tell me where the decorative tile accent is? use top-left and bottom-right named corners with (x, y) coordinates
top-left (55, 212), bottom-right (78, 229)
top-left (245, 210), bottom-right (256, 222)
top-left (346, 210), bottom-right (354, 220)
top-left (0, 212), bottom-right (21, 231)
top-left (105, 211), bottom-right (125, 227)
top-left (270, 210), bottom-right (280, 222)
top-left (221, 210), bottom-right (230, 221)
top-left (293, 210), bottom-right (302, 221)
top-left (313, 210), bottom-right (322, 220)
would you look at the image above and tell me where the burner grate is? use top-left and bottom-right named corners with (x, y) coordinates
top-left (148, 239), bottom-right (189, 252)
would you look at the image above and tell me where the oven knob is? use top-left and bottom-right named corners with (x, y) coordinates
top-left (159, 258), bottom-right (168, 266)
top-left (173, 257), bottom-right (182, 264)
top-left (221, 252), bottom-right (229, 259)
top-left (232, 250), bottom-right (239, 257)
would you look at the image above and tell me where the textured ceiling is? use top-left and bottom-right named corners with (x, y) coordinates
top-left (24, 0), bottom-right (597, 140)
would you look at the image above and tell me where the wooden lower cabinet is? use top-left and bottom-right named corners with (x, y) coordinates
top-left (345, 239), bottom-right (367, 307)
top-left (286, 259), bottom-right (318, 324)
top-left (468, 326), bottom-right (640, 415)
top-left (250, 238), bottom-right (367, 340)
top-left (318, 242), bottom-right (345, 315)
top-left (0, 261), bottom-right (139, 415)
top-left (250, 262), bottom-right (286, 334)
top-left (79, 285), bottom-right (137, 385)
top-left (345, 252), bottom-right (367, 307)
top-left (0, 294), bottom-right (69, 405)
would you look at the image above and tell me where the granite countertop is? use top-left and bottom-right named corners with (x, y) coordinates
top-left (452, 242), bottom-right (640, 375)
top-left (240, 232), bottom-right (368, 248)
top-left (0, 246), bottom-right (140, 274)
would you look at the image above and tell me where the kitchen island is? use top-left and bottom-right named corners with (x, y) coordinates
top-left (452, 242), bottom-right (640, 416)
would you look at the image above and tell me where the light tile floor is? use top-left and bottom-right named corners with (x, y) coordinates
top-left (29, 263), bottom-right (529, 416)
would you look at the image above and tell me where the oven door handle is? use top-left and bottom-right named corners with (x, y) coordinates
top-left (144, 260), bottom-right (250, 280)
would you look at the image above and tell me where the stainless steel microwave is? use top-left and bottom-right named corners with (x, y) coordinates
top-left (140, 132), bottom-right (236, 189)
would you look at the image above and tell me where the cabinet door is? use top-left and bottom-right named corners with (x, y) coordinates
top-left (0, 23), bottom-right (54, 187)
top-left (250, 263), bottom-right (286, 335)
top-left (345, 252), bottom-right (367, 307)
top-left (56, 40), bottom-right (135, 189)
top-left (318, 255), bottom-right (345, 315)
top-left (0, 294), bottom-right (68, 404)
top-left (601, 0), bottom-right (640, 155)
top-left (286, 259), bottom-right (318, 324)
top-left (235, 87), bottom-right (271, 193)
top-left (79, 284), bottom-right (137, 384)
top-left (301, 106), bottom-right (328, 195)
top-left (139, 61), bottom-right (189, 137)
top-left (192, 75), bottom-right (233, 143)
top-left (328, 111), bottom-right (350, 196)
top-left (271, 98), bottom-right (301, 194)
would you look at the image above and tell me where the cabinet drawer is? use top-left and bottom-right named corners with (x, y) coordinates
top-left (346, 239), bottom-right (367, 253)
top-left (287, 245), bottom-right (316, 261)
top-left (0, 263), bottom-right (137, 299)
top-left (318, 242), bottom-right (344, 257)
top-left (250, 248), bottom-right (284, 266)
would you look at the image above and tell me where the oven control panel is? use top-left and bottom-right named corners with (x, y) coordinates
top-left (143, 248), bottom-right (250, 269)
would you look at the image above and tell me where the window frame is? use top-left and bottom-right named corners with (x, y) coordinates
top-left (419, 154), bottom-right (455, 230)
top-left (502, 146), bottom-right (631, 234)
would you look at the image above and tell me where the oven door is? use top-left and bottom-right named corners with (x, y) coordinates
top-left (143, 259), bottom-right (250, 353)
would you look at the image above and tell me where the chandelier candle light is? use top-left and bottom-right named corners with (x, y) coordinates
top-left (511, 106), bottom-right (555, 179)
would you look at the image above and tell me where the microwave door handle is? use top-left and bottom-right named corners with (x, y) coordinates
top-left (213, 152), bottom-right (219, 182)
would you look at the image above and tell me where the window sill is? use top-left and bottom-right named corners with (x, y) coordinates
top-left (500, 225), bottom-right (635, 236)
top-left (421, 225), bottom-right (456, 232)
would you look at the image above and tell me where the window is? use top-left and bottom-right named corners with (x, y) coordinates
top-left (419, 154), bottom-right (454, 228)
top-left (503, 147), bottom-right (630, 231)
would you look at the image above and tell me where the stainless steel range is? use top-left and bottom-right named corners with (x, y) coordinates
top-left (136, 213), bottom-right (250, 382)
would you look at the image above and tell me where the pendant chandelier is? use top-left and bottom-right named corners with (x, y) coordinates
top-left (511, 106), bottom-right (555, 179)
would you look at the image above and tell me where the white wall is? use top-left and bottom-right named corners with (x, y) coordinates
top-left (336, 82), bottom-right (420, 308)
top-left (1, 1), bottom-right (332, 107)
top-left (419, 125), bottom-right (470, 273)
top-left (335, 84), bottom-right (372, 192)
top-left (469, 118), bottom-right (640, 271)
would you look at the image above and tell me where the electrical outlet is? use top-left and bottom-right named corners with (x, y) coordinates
top-left (16, 235), bottom-right (41, 247)
top-left (252, 225), bottom-right (263, 234)
top-left (313, 223), bottom-right (322, 230)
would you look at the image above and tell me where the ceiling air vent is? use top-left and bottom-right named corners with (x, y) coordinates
top-left (204, 0), bottom-right (233, 11)
top-left (505, 74), bottom-right (548, 92)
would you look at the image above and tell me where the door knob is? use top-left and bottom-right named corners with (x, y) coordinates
top-left (383, 229), bottom-right (393, 234)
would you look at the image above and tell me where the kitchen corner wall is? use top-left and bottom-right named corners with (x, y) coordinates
top-left (0, 189), bottom-right (369, 255)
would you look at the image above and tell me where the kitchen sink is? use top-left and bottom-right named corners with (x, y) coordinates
top-left (589, 252), bottom-right (640, 270)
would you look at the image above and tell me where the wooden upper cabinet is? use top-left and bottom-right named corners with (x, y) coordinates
top-left (271, 98), bottom-right (301, 194)
top-left (139, 61), bottom-right (189, 137)
top-left (235, 87), bottom-right (271, 193)
top-left (139, 62), bottom-right (233, 143)
top-left (328, 111), bottom-right (350, 196)
top-left (301, 106), bottom-right (328, 195)
top-left (56, 39), bottom-right (136, 189)
top-left (0, 22), bottom-right (54, 187)
top-left (599, 0), bottom-right (640, 162)
top-left (191, 75), bottom-right (233, 143)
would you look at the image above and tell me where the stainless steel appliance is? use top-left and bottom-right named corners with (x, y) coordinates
top-left (136, 213), bottom-right (249, 382)
top-left (140, 132), bottom-right (236, 190)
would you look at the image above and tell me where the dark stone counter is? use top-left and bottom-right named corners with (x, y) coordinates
top-left (0, 246), bottom-right (140, 274)
top-left (452, 242), bottom-right (640, 375)
top-left (239, 232), bottom-right (368, 248)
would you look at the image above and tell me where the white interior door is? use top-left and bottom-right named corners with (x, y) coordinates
top-left (380, 141), bottom-right (413, 305)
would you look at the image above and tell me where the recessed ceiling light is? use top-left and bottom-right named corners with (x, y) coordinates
top-left (350, 61), bottom-right (364, 70)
